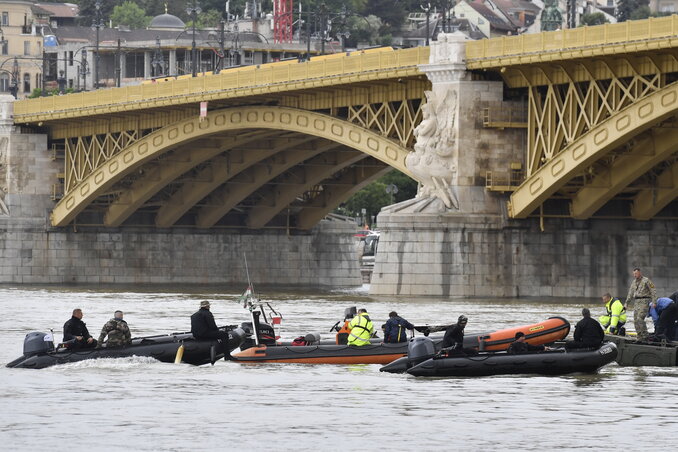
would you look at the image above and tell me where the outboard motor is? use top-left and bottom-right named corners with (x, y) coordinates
top-left (380, 336), bottom-right (437, 374)
top-left (23, 332), bottom-right (54, 356)
top-left (240, 321), bottom-right (277, 350)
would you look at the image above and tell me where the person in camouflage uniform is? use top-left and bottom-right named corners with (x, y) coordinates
top-left (97, 310), bottom-right (132, 347)
top-left (625, 267), bottom-right (657, 342)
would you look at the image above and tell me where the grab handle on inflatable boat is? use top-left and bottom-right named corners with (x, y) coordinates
top-left (174, 343), bottom-right (185, 364)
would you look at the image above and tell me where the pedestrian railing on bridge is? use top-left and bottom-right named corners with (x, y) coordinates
top-left (14, 47), bottom-right (430, 122)
top-left (466, 16), bottom-right (678, 68)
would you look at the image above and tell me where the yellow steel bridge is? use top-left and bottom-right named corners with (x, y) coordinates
top-left (14, 16), bottom-right (678, 229)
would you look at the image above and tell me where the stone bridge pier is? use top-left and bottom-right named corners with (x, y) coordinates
top-left (370, 33), bottom-right (678, 299)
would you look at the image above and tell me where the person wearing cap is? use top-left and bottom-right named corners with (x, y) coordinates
top-left (191, 300), bottom-right (227, 341)
top-left (565, 308), bottom-right (604, 350)
top-left (441, 315), bottom-right (476, 356)
top-left (507, 332), bottom-right (548, 354)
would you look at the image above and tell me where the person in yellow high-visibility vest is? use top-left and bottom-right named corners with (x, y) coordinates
top-left (599, 293), bottom-right (627, 335)
top-left (347, 308), bottom-right (374, 346)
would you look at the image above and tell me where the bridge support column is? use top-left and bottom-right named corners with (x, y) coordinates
top-left (144, 51), bottom-right (152, 80)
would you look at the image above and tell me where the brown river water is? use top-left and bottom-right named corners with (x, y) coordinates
top-left (1, 285), bottom-right (676, 451)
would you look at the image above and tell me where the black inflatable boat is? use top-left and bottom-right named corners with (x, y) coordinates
top-left (399, 341), bottom-right (618, 377)
top-left (6, 326), bottom-right (247, 369)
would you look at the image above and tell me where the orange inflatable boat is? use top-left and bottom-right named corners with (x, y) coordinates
top-left (231, 317), bottom-right (570, 365)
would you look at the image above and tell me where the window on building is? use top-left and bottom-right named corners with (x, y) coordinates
top-left (23, 73), bottom-right (30, 93)
top-left (24, 41), bottom-right (30, 56)
top-left (68, 51), bottom-right (73, 66)
top-left (1, 40), bottom-right (7, 55)
top-left (1, 12), bottom-right (8, 26)
top-left (0, 74), bottom-right (8, 92)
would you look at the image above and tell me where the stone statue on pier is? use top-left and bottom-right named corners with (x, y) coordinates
top-left (406, 90), bottom-right (459, 210)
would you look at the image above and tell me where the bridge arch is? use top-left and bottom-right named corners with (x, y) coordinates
top-left (51, 106), bottom-right (415, 227)
top-left (509, 82), bottom-right (678, 219)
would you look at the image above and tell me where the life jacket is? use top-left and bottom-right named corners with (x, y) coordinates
top-left (336, 320), bottom-right (351, 345)
top-left (347, 313), bottom-right (374, 346)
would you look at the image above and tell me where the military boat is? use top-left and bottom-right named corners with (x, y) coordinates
top-left (396, 338), bottom-right (618, 377)
top-left (6, 326), bottom-right (247, 369)
top-left (604, 334), bottom-right (678, 366)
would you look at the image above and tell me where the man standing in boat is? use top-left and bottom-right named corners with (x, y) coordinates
top-left (383, 311), bottom-right (415, 343)
top-left (97, 310), bottom-right (132, 347)
top-left (63, 308), bottom-right (97, 349)
top-left (625, 267), bottom-right (657, 342)
top-left (441, 315), bottom-right (476, 356)
top-left (347, 308), bottom-right (374, 346)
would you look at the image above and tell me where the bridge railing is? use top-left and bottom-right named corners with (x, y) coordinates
top-left (14, 47), bottom-right (430, 118)
top-left (467, 16), bottom-right (678, 63)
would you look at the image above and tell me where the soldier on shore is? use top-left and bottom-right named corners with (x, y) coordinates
top-left (98, 310), bottom-right (132, 347)
top-left (625, 267), bottom-right (657, 342)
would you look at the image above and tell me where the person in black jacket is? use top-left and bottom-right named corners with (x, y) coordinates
top-left (63, 308), bottom-right (97, 349)
top-left (441, 315), bottom-right (477, 356)
top-left (507, 331), bottom-right (547, 354)
top-left (191, 300), bottom-right (228, 341)
top-left (566, 308), bottom-right (604, 350)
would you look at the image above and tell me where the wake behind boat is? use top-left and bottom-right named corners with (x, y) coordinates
top-left (6, 326), bottom-right (247, 369)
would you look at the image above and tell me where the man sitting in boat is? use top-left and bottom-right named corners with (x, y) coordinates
top-left (599, 293), bottom-right (627, 335)
top-left (565, 308), bottom-right (604, 350)
top-left (347, 308), bottom-right (374, 346)
top-left (191, 300), bottom-right (229, 342)
top-left (507, 332), bottom-right (546, 354)
top-left (383, 311), bottom-right (415, 343)
top-left (63, 308), bottom-right (97, 349)
top-left (97, 310), bottom-right (132, 348)
top-left (441, 315), bottom-right (477, 356)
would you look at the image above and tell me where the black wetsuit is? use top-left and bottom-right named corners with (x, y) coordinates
top-left (507, 341), bottom-right (545, 354)
top-left (63, 316), bottom-right (97, 349)
top-left (441, 324), bottom-right (476, 356)
top-left (566, 317), bottom-right (604, 350)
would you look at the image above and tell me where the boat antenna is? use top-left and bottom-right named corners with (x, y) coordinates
top-left (244, 252), bottom-right (256, 301)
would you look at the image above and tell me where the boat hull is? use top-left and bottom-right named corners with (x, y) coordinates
top-left (604, 334), bottom-right (678, 366)
top-left (406, 342), bottom-right (618, 377)
top-left (7, 327), bottom-right (246, 369)
top-left (234, 317), bottom-right (571, 365)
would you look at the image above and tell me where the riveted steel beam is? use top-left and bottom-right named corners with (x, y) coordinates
top-left (195, 142), bottom-right (341, 228)
top-left (246, 151), bottom-right (368, 229)
top-left (154, 136), bottom-right (317, 227)
top-left (571, 128), bottom-right (678, 218)
top-left (103, 132), bottom-right (276, 227)
top-left (51, 106), bottom-right (414, 227)
top-left (509, 82), bottom-right (678, 218)
top-left (631, 161), bottom-right (678, 220)
top-left (295, 165), bottom-right (392, 230)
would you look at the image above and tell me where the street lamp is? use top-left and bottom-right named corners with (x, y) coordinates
top-left (186, 0), bottom-right (202, 77)
top-left (80, 49), bottom-right (90, 91)
top-left (9, 58), bottom-right (19, 98)
top-left (215, 19), bottom-right (225, 74)
top-left (92, 0), bottom-right (105, 89)
top-left (421, 3), bottom-right (432, 46)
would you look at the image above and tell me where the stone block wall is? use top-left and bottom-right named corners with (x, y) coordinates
top-left (0, 129), bottom-right (362, 287)
top-left (370, 210), bottom-right (678, 298)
